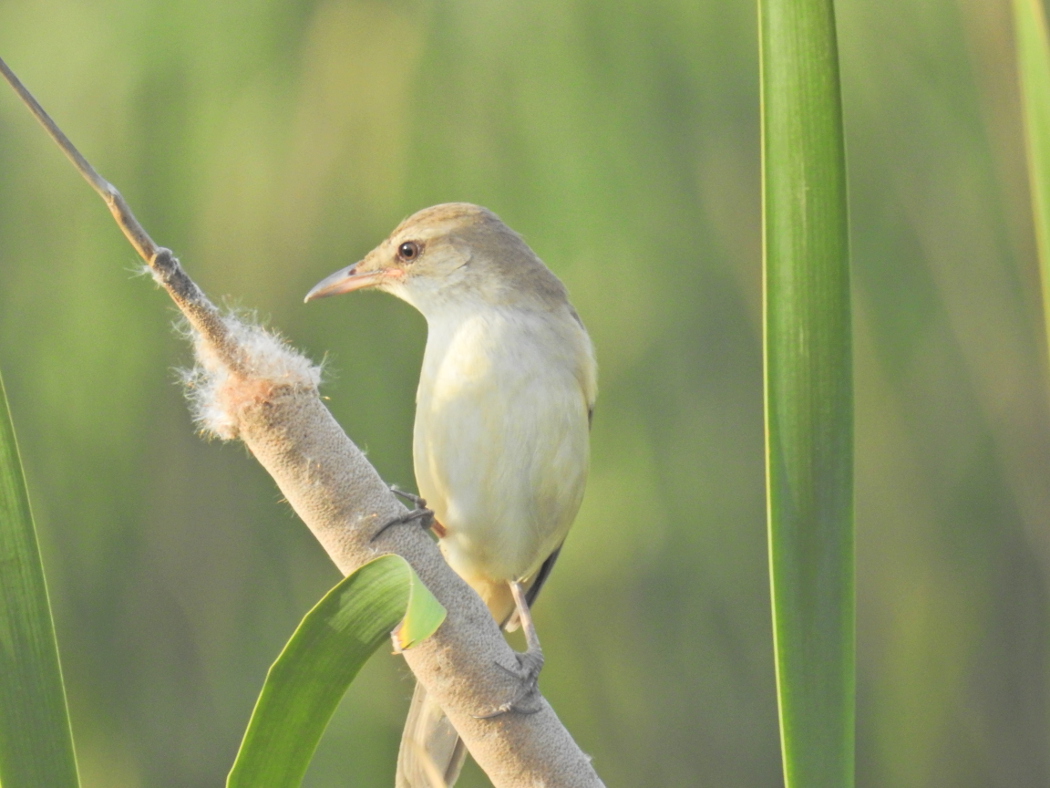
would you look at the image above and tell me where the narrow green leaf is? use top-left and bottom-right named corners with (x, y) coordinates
top-left (759, 1), bottom-right (855, 787)
top-left (0, 369), bottom-right (81, 787)
top-left (228, 554), bottom-right (445, 787)
top-left (1014, 0), bottom-right (1050, 361)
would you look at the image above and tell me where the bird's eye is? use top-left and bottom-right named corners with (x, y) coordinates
top-left (397, 241), bottom-right (421, 262)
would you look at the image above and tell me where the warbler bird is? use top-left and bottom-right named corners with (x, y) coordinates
top-left (306, 203), bottom-right (596, 787)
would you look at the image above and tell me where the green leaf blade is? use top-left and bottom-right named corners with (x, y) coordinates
top-left (759, 1), bottom-right (855, 787)
top-left (395, 561), bottom-right (449, 651)
top-left (1014, 0), bottom-right (1050, 360)
top-left (228, 554), bottom-right (444, 787)
top-left (0, 369), bottom-right (81, 788)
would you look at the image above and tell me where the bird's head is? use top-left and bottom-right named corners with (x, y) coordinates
top-left (305, 203), bottom-right (568, 315)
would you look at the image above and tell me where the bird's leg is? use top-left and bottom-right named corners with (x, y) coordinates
top-left (371, 487), bottom-right (446, 541)
top-left (477, 581), bottom-right (545, 718)
top-left (509, 580), bottom-right (543, 656)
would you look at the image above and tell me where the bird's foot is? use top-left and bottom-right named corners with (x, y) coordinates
top-left (475, 647), bottom-right (545, 718)
top-left (485, 649), bottom-right (545, 717)
top-left (371, 487), bottom-right (445, 541)
top-left (475, 579), bottom-right (546, 718)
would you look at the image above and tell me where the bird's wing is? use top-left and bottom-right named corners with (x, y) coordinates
top-left (525, 543), bottom-right (563, 608)
top-left (502, 543), bottom-right (563, 633)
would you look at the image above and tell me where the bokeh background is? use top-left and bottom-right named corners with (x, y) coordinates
top-left (0, 0), bottom-right (1047, 785)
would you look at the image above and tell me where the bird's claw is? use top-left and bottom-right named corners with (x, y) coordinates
top-left (371, 487), bottom-right (437, 542)
top-left (390, 486), bottom-right (427, 509)
top-left (475, 648), bottom-right (545, 718)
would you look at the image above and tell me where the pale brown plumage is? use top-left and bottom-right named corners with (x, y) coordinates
top-left (307, 204), bottom-right (596, 787)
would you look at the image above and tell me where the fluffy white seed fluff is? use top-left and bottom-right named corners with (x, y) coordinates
top-left (179, 313), bottom-right (322, 440)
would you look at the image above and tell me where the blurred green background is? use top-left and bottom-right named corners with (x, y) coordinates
top-left (0, 0), bottom-right (1047, 785)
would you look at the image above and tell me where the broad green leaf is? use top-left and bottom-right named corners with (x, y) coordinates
top-left (394, 561), bottom-right (448, 651)
top-left (1014, 0), bottom-right (1050, 362)
top-left (228, 554), bottom-right (445, 787)
top-left (0, 369), bottom-right (80, 787)
top-left (759, 1), bottom-right (855, 787)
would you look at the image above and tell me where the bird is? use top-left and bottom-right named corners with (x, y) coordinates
top-left (305, 203), bottom-right (597, 787)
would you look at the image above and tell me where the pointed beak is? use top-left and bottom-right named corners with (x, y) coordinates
top-left (304, 263), bottom-right (388, 302)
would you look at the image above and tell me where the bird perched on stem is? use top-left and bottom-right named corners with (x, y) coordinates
top-left (306, 203), bottom-right (596, 787)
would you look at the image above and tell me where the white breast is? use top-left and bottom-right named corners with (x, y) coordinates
top-left (413, 303), bottom-right (593, 589)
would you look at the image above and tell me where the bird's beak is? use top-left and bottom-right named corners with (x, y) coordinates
top-left (304, 263), bottom-right (388, 302)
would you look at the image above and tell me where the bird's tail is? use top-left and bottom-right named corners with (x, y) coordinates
top-left (395, 552), bottom-right (562, 786)
top-left (396, 577), bottom-right (513, 788)
top-left (395, 681), bottom-right (468, 788)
